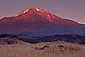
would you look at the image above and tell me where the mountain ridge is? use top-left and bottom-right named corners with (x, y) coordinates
top-left (0, 8), bottom-right (85, 36)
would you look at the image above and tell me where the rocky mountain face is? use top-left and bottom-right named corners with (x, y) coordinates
top-left (0, 8), bottom-right (85, 36)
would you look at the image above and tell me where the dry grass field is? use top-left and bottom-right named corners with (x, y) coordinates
top-left (0, 41), bottom-right (85, 57)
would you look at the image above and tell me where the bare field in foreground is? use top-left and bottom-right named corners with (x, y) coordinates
top-left (0, 42), bottom-right (85, 57)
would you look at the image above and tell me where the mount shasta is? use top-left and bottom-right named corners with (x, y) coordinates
top-left (0, 8), bottom-right (85, 37)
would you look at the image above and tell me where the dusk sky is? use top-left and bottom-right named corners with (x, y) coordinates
top-left (0, 0), bottom-right (85, 24)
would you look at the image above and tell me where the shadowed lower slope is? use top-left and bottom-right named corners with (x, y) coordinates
top-left (0, 34), bottom-right (85, 44)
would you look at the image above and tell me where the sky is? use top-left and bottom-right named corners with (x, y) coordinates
top-left (0, 0), bottom-right (85, 24)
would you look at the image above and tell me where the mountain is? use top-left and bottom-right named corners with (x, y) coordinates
top-left (0, 8), bottom-right (85, 36)
top-left (0, 8), bottom-right (85, 57)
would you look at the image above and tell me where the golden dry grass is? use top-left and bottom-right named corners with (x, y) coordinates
top-left (0, 42), bottom-right (85, 57)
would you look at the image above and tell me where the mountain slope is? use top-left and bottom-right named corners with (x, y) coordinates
top-left (0, 8), bottom-right (85, 36)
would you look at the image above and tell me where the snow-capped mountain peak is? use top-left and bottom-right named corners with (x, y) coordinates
top-left (16, 8), bottom-right (49, 16)
top-left (0, 8), bottom-right (85, 36)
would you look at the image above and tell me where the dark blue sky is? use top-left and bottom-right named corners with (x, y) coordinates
top-left (0, 0), bottom-right (85, 24)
